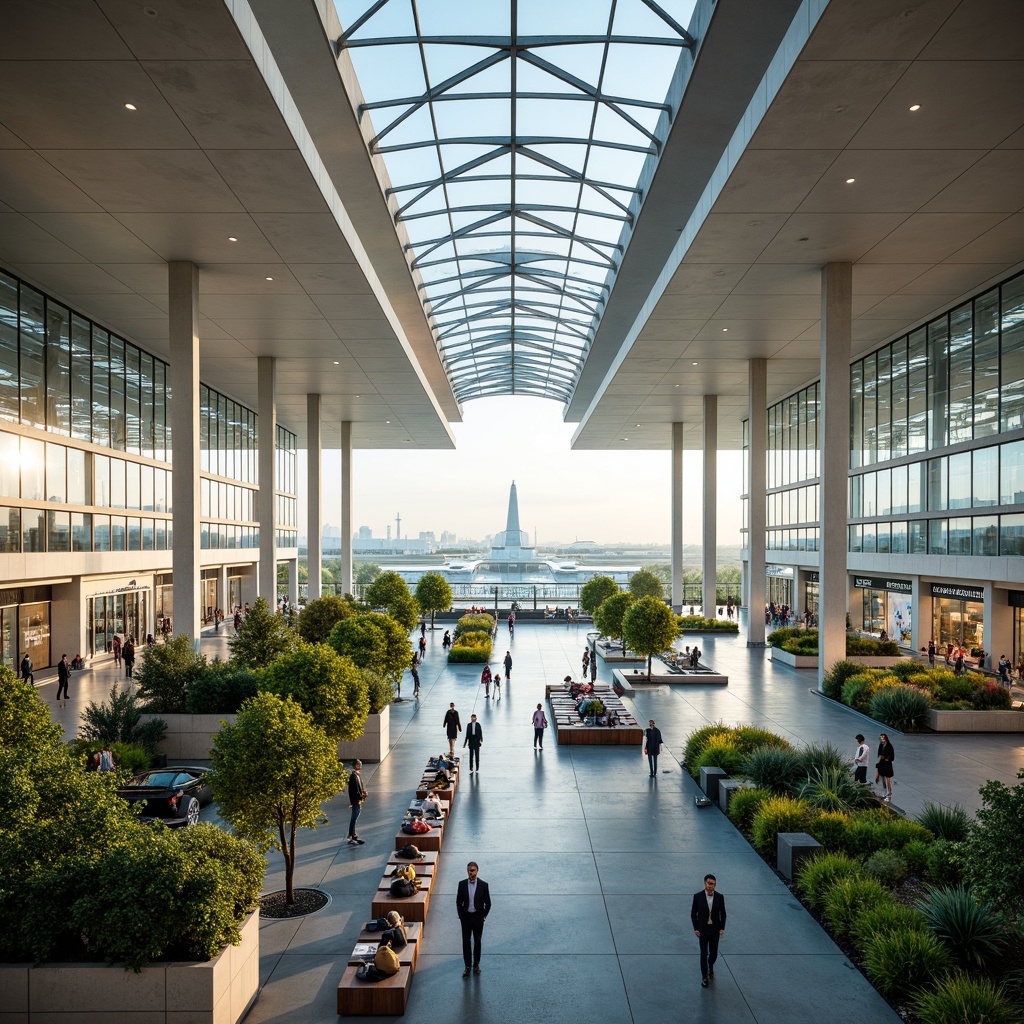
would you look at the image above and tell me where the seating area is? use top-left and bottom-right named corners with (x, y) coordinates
top-left (337, 755), bottom-right (463, 1016)
top-left (545, 683), bottom-right (644, 745)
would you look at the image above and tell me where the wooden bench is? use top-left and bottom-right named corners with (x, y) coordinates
top-left (337, 964), bottom-right (413, 1016)
top-left (372, 887), bottom-right (430, 922)
top-left (395, 825), bottom-right (442, 852)
top-left (348, 938), bottom-right (418, 970)
top-left (408, 797), bottom-right (450, 817)
top-left (358, 921), bottom-right (423, 944)
top-left (417, 778), bottom-right (455, 801)
top-left (379, 867), bottom-right (434, 896)
top-left (387, 849), bottom-right (438, 868)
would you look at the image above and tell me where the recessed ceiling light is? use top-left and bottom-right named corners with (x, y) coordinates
top-left (227, 236), bottom-right (237, 242)
top-left (386, 420), bottom-right (390, 424)
top-left (333, 360), bottom-right (339, 365)
top-left (124, 103), bottom-right (137, 111)
top-left (692, 362), bottom-right (698, 366)
top-left (909, 104), bottom-right (921, 111)
top-left (675, 384), bottom-right (680, 387)
top-left (624, 437), bottom-right (629, 441)
top-left (355, 395), bottom-right (361, 398)
top-left (265, 276), bottom-right (273, 281)
top-left (635, 423), bottom-right (641, 428)
top-left (722, 327), bottom-right (728, 332)
top-left (846, 177), bottom-right (856, 184)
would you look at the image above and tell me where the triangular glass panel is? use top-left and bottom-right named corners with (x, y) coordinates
top-left (601, 41), bottom-right (682, 100)
top-left (592, 102), bottom-right (654, 151)
top-left (422, 43), bottom-right (504, 88)
top-left (528, 43), bottom-right (606, 89)
top-left (611, 0), bottom-right (694, 42)
top-left (338, 0), bottom-right (417, 41)
top-left (417, 0), bottom-right (510, 35)
top-left (444, 56), bottom-right (512, 96)
top-left (374, 104), bottom-right (437, 150)
top-left (347, 43), bottom-right (425, 100)
top-left (521, 142), bottom-right (589, 174)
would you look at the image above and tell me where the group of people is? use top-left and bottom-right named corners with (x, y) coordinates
top-left (852, 732), bottom-right (896, 802)
top-left (580, 646), bottom-right (598, 683)
top-left (110, 634), bottom-right (137, 678)
top-left (765, 602), bottom-right (793, 628)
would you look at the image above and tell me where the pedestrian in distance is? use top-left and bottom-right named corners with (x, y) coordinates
top-left (112, 634), bottom-right (122, 668)
top-left (456, 861), bottom-right (491, 977)
top-left (122, 637), bottom-right (135, 679)
top-left (590, 654), bottom-right (597, 684)
top-left (852, 733), bottom-right (869, 784)
top-left (99, 744), bottom-right (116, 772)
top-left (464, 714), bottom-right (483, 772)
top-left (442, 629), bottom-right (451, 651)
top-left (532, 703), bottom-right (548, 749)
top-left (503, 650), bottom-right (512, 679)
top-left (411, 664), bottom-right (420, 697)
top-left (876, 733), bottom-right (895, 802)
top-left (20, 653), bottom-right (33, 685)
top-left (492, 672), bottom-right (501, 701)
top-left (481, 664), bottom-right (492, 698)
top-left (582, 647), bottom-right (590, 677)
top-left (644, 719), bottom-right (663, 777)
top-left (507, 611), bottom-right (514, 636)
top-left (690, 873), bottom-right (726, 987)
top-left (347, 760), bottom-right (366, 845)
top-left (418, 634), bottom-right (427, 660)
top-left (56, 653), bottom-right (71, 705)
top-left (443, 702), bottom-right (462, 756)
top-left (927, 638), bottom-right (936, 667)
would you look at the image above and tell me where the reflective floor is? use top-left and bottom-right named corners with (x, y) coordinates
top-left (34, 619), bottom-right (1024, 1023)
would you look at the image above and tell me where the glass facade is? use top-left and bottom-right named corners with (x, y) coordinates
top-left (765, 382), bottom-right (819, 553)
top-left (275, 424), bottom-right (298, 550)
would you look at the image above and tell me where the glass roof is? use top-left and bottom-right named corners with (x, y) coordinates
top-left (334, 0), bottom-right (695, 404)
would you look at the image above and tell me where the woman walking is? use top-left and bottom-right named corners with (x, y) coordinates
top-left (875, 733), bottom-right (895, 803)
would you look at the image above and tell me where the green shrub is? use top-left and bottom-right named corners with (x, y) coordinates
top-left (78, 684), bottom-right (167, 753)
top-left (732, 725), bottom-right (792, 754)
top-left (864, 848), bottom-right (908, 887)
top-left (845, 636), bottom-right (900, 656)
top-left (362, 668), bottom-right (395, 714)
top-left (446, 643), bottom-right (493, 663)
top-left (822, 876), bottom-right (889, 937)
top-left (969, 680), bottom-right (1012, 710)
top-left (805, 810), bottom-right (851, 851)
top-left (767, 627), bottom-right (804, 647)
top-left (135, 634), bottom-right (207, 713)
top-left (863, 927), bottom-right (952, 996)
top-left (750, 795), bottom-right (814, 855)
top-left (917, 802), bottom-right (970, 842)
top-left (889, 659), bottom-right (925, 681)
top-left (798, 766), bottom-right (877, 812)
top-left (927, 839), bottom-right (967, 888)
top-left (794, 741), bottom-right (848, 780)
top-left (691, 743), bottom-right (745, 780)
top-left (870, 684), bottom-right (932, 730)
top-left (678, 616), bottom-right (738, 632)
top-left (454, 614), bottom-right (494, 637)
top-left (843, 809), bottom-right (933, 856)
top-left (741, 745), bottom-right (801, 793)
top-left (822, 660), bottom-right (861, 701)
top-left (797, 852), bottom-right (863, 910)
top-left (682, 722), bottom-right (730, 768)
top-left (781, 634), bottom-right (819, 655)
top-left (903, 839), bottom-right (932, 878)
top-left (851, 901), bottom-right (926, 951)
top-left (933, 700), bottom-right (973, 711)
top-left (914, 973), bottom-right (1015, 1024)
top-left (841, 676), bottom-right (873, 712)
top-left (915, 886), bottom-right (1007, 969)
top-left (186, 663), bottom-right (261, 714)
top-left (726, 787), bottom-right (772, 831)
top-left (932, 672), bottom-right (973, 702)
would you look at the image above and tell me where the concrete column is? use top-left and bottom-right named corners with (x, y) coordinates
top-left (986, 581), bottom-right (1010, 672)
top-left (747, 359), bottom-right (767, 645)
top-left (306, 393), bottom-right (322, 601)
top-left (910, 575), bottom-right (925, 653)
top-left (258, 357), bottom-right (277, 603)
top-left (217, 564), bottom-right (228, 619)
top-left (702, 395), bottom-right (718, 618)
top-left (819, 263), bottom-right (853, 689)
top-left (671, 422), bottom-right (683, 611)
top-left (340, 421), bottom-right (353, 596)
top-left (168, 261), bottom-right (201, 645)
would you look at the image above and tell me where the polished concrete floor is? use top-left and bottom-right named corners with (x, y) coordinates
top-left (34, 620), bottom-right (1024, 1023)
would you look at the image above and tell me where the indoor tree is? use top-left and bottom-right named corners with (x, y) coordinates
top-left (594, 591), bottom-right (634, 655)
top-left (329, 611), bottom-right (412, 696)
top-left (580, 575), bottom-right (619, 615)
top-left (629, 569), bottom-right (665, 600)
top-left (415, 572), bottom-right (453, 629)
top-left (365, 571), bottom-right (420, 631)
top-left (623, 595), bottom-right (680, 681)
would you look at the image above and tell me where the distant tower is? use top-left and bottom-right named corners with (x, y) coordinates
top-left (395, 512), bottom-right (401, 541)
top-left (506, 481), bottom-right (522, 540)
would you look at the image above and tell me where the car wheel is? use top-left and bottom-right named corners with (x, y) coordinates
top-left (183, 795), bottom-right (200, 826)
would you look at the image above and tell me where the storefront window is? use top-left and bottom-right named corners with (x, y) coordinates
top-left (0, 607), bottom-right (14, 667)
top-left (862, 589), bottom-right (886, 634)
top-left (933, 598), bottom-right (984, 651)
top-left (19, 601), bottom-right (50, 670)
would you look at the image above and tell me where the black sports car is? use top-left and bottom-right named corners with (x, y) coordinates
top-left (116, 766), bottom-right (213, 826)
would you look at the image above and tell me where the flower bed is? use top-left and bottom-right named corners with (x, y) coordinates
top-left (678, 615), bottom-right (739, 633)
top-left (447, 613), bottom-right (494, 663)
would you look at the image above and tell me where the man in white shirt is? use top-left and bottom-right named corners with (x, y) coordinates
top-left (852, 733), bottom-right (869, 784)
top-left (455, 862), bottom-right (491, 977)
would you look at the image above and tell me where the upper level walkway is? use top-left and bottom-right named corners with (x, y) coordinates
top-left (31, 619), bottom-right (1024, 1023)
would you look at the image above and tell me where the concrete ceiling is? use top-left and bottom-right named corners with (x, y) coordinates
top-left (571, 0), bottom-right (1024, 451)
top-left (0, 0), bottom-right (458, 450)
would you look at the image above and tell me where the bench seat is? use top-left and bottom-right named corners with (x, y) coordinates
top-left (337, 964), bottom-right (413, 1016)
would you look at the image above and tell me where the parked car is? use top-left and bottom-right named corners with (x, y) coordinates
top-left (116, 766), bottom-right (212, 826)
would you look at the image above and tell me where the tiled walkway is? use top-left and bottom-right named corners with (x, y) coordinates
top-left (34, 621), bottom-right (1024, 1023)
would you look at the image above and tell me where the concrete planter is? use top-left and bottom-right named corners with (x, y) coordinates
top-left (927, 708), bottom-right (1024, 733)
top-left (141, 713), bottom-right (235, 761)
top-left (0, 909), bottom-right (259, 1024)
top-left (337, 706), bottom-right (391, 762)
top-left (770, 650), bottom-right (913, 670)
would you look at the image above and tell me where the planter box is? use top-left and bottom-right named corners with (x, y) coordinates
top-left (927, 708), bottom-right (1024, 733)
top-left (770, 650), bottom-right (914, 670)
top-left (0, 909), bottom-right (259, 1024)
top-left (141, 713), bottom-right (236, 761)
top-left (337, 706), bottom-right (391, 762)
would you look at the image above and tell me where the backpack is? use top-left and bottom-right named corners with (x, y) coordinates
top-left (381, 925), bottom-right (407, 950)
top-left (401, 821), bottom-right (419, 835)
top-left (409, 818), bottom-right (431, 834)
top-left (396, 844), bottom-right (422, 860)
top-left (366, 916), bottom-right (389, 932)
top-left (390, 864), bottom-right (416, 882)
top-left (374, 942), bottom-right (401, 976)
top-left (389, 877), bottom-right (416, 898)
top-left (356, 962), bottom-right (386, 982)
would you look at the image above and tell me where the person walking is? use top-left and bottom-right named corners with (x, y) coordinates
top-left (456, 861), bottom-right (491, 977)
top-left (582, 647), bottom-right (590, 677)
top-left (998, 654), bottom-right (1011, 686)
top-left (876, 733), bottom-right (895, 802)
top-left (492, 672), bottom-right (501, 701)
top-left (690, 873), bottom-right (727, 987)
top-left (590, 654), bottom-right (597, 684)
top-left (56, 653), bottom-right (71, 705)
top-left (442, 629), bottom-right (451, 652)
top-left (503, 650), bottom-right (512, 680)
top-left (852, 733), bottom-right (869, 784)
top-left (481, 664), bottom-right (492, 698)
top-left (927, 638), bottom-right (936, 667)
top-left (112, 634), bottom-right (122, 668)
top-left (123, 637), bottom-right (135, 679)
top-left (411, 663), bottom-right (421, 698)
top-left (347, 759), bottom-right (366, 845)
top-left (464, 714), bottom-right (483, 772)
top-left (644, 719), bottom-right (663, 777)
top-left (418, 634), bottom-right (427, 661)
top-left (20, 653), bottom-right (33, 685)
top-left (507, 611), bottom-right (514, 636)
top-left (443, 703), bottom-right (462, 756)
top-left (532, 703), bottom-right (548, 749)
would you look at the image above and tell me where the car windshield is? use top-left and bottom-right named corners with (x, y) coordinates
top-left (130, 772), bottom-right (180, 788)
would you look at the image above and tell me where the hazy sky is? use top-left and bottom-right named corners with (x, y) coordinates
top-left (298, 397), bottom-right (744, 546)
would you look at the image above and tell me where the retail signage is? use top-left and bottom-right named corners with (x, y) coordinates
top-left (766, 565), bottom-right (794, 577)
top-left (1007, 591), bottom-right (1024, 608)
top-left (930, 583), bottom-right (984, 602)
top-left (806, 572), bottom-right (820, 582)
top-left (853, 575), bottom-right (912, 593)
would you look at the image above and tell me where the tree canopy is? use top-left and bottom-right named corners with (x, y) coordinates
top-left (211, 692), bottom-right (346, 904)
top-left (329, 611), bottom-right (411, 688)
top-left (594, 591), bottom-right (634, 649)
top-left (580, 575), bottom-right (619, 615)
top-left (623, 595), bottom-right (680, 680)
top-left (354, 562), bottom-right (381, 586)
top-left (365, 571), bottom-right (419, 631)
top-left (415, 572), bottom-right (453, 628)
top-left (297, 594), bottom-right (354, 645)
top-left (260, 642), bottom-right (369, 741)
top-left (134, 634), bottom-right (206, 713)
top-left (629, 569), bottom-right (665, 600)
top-left (962, 769), bottom-right (1024, 923)
top-left (228, 596), bottom-right (298, 669)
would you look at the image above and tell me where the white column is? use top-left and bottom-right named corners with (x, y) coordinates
top-left (306, 393), bottom-right (322, 601)
top-left (747, 359), bottom-right (767, 645)
top-left (671, 422), bottom-right (683, 611)
top-left (258, 357), bottom-right (277, 603)
top-left (217, 565), bottom-right (228, 619)
top-left (819, 263), bottom-right (853, 689)
top-left (168, 261), bottom-right (201, 645)
top-left (702, 394), bottom-right (718, 618)
top-left (340, 420), bottom-right (353, 596)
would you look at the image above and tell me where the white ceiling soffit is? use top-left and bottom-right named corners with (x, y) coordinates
top-left (572, 0), bottom-right (1024, 451)
top-left (0, 0), bottom-right (456, 451)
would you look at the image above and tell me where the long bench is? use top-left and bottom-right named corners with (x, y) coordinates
top-left (337, 966), bottom-right (413, 1016)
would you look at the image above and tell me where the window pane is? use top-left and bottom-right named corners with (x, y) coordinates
top-left (876, 522), bottom-right (891, 553)
top-left (1001, 273), bottom-right (1024, 431)
top-left (91, 327), bottom-right (110, 447)
top-left (927, 456), bottom-right (947, 511)
top-left (907, 327), bottom-right (927, 454)
top-left (862, 522), bottom-right (876, 552)
top-left (71, 315), bottom-right (91, 441)
top-left (127, 516), bottom-right (141, 550)
top-left (46, 300), bottom-right (71, 435)
top-left (948, 301), bottom-right (973, 444)
top-left (45, 443), bottom-right (66, 503)
top-left (142, 518), bottom-right (154, 550)
top-left (71, 512), bottom-right (91, 552)
top-left (948, 451), bottom-right (971, 509)
top-left (0, 506), bottom-right (21, 552)
top-left (23, 507), bottom-right (44, 551)
top-left (973, 446), bottom-right (998, 507)
top-left (67, 447), bottom-right (88, 505)
top-left (0, 274), bottom-right (18, 422)
top-left (948, 516), bottom-right (971, 555)
top-left (111, 515), bottom-right (126, 551)
top-left (155, 518), bottom-right (166, 550)
top-left (94, 454), bottom-right (110, 507)
top-left (125, 344), bottom-right (140, 456)
top-left (93, 514), bottom-right (110, 551)
top-left (140, 352), bottom-right (154, 458)
top-left (891, 464), bottom-right (907, 515)
top-left (21, 437), bottom-right (44, 500)
top-left (19, 285), bottom-right (46, 429)
top-left (973, 516), bottom-right (998, 556)
top-left (1001, 439), bottom-right (1024, 504)
top-left (891, 520), bottom-right (907, 553)
top-left (928, 518), bottom-right (947, 555)
top-left (141, 464), bottom-right (154, 511)
top-left (110, 458), bottom-right (126, 509)
top-left (153, 359), bottom-right (166, 461)
top-left (1001, 513), bottom-right (1024, 556)
top-left (974, 289), bottom-right (999, 439)
top-left (109, 335), bottom-right (125, 450)
top-left (876, 468), bottom-right (891, 516)
top-left (126, 460), bottom-right (140, 510)
top-left (47, 510), bottom-right (70, 552)
top-left (928, 317), bottom-right (949, 449)
top-left (154, 467), bottom-right (166, 513)
top-left (0, 431), bottom-right (18, 498)
top-left (909, 519), bottom-right (927, 553)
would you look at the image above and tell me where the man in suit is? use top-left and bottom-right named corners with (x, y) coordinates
top-left (690, 873), bottom-right (726, 987)
top-left (443, 702), bottom-right (462, 756)
top-left (464, 714), bottom-right (483, 772)
top-left (456, 861), bottom-right (491, 977)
